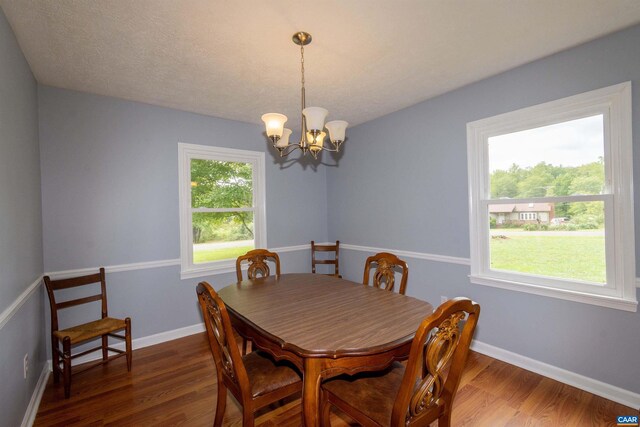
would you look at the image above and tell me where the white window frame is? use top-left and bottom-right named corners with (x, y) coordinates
top-left (178, 143), bottom-right (266, 279)
top-left (467, 82), bottom-right (636, 311)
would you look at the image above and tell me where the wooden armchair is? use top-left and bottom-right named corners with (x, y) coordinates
top-left (196, 282), bottom-right (302, 426)
top-left (236, 249), bottom-right (281, 282)
top-left (311, 240), bottom-right (340, 277)
top-left (43, 268), bottom-right (132, 398)
top-left (363, 252), bottom-right (409, 295)
top-left (321, 298), bottom-right (480, 427)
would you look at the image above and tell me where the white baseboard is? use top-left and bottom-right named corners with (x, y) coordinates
top-left (41, 320), bottom-right (640, 411)
top-left (21, 364), bottom-right (50, 427)
top-left (471, 340), bottom-right (640, 410)
top-left (49, 323), bottom-right (206, 367)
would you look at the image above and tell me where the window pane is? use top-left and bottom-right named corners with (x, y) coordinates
top-left (191, 159), bottom-right (253, 208)
top-left (489, 115), bottom-right (605, 198)
top-left (192, 212), bottom-right (254, 263)
top-left (489, 201), bottom-right (605, 283)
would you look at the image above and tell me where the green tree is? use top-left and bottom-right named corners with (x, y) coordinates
top-left (491, 170), bottom-right (518, 198)
top-left (517, 163), bottom-right (555, 197)
top-left (190, 159), bottom-right (254, 243)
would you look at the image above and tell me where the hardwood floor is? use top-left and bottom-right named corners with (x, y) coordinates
top-left (35, 333), bottom-right (637, 426)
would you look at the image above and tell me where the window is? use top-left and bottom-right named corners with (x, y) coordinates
top-left (178, 143), bottom-right (266, 279)
top-left (519, 213), bottom-right (537, 221)
top-left (467, 82), bottom-right (636, 311)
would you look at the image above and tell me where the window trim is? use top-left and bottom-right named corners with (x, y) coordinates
top-left (467, 82), bottom-right (636, 311)
top-left (178, 143), bottom-right (266, 279)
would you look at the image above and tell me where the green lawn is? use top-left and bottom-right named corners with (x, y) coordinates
top-left (193, 245), bottom-right (253, 264)
top-left (490, 235), bottom-right (605, 283)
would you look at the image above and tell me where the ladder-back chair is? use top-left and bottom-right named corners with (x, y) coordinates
top-left (43, 268), bottom-right (132, 398)
top-left (311, 240), bottom-right (340, 277)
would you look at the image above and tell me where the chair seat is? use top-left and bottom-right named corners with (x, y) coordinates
top-left (323, 361), bottom-right (405, 426)
top-left (54, 317), bottom-right (127, 344)
top-left (243, 351), bottom-right (302, 398)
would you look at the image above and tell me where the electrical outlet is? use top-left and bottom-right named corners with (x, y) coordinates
top-left (440, 296), bottom-right (448, 304)
top-left (23, 353), bottom-right (28, 379)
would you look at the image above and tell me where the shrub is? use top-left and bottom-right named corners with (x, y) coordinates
top-left (523, 224), bottom-right (549, 231)
top-left (552, 223), bottom-right (578, 231)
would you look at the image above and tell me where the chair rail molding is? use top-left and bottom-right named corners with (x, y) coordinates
top-left (340, 243), bottom-right (640, 288)
top-left (0, 275), bottom-right (42, 331)
top-left (340, 243), bottom-right (471, 266)
top-left (41, 243), bottom-right (640, 283)
top-left (44, 244), bottom-right (313, 280)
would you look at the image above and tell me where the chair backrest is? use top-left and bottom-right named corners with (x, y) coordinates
top-left (43, 268), bottom-right (108, 333)
top-left (235, 249), bottom-right (281, 282)
top-left (196, 282), bottom-right (252, 400)
top-left (391, 297), bottom-right (480, 426)
top-left (363, 252), bottom-right (409, 295)
top-left (311, 240), bottom-right (340, 276)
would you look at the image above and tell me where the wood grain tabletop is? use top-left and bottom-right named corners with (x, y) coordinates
top-left (217, 273), bottom-right (434, 358)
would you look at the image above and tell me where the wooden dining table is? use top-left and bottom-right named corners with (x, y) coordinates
top-left (218, 273), bottom-right (434, 427)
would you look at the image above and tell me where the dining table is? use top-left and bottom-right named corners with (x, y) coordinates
top-left (217, 273), bottom-right (434, 427)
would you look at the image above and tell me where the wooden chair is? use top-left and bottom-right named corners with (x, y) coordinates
top-left (43, 268), bottom-right (132, 398)
top-left (321, 297), bottom-right (480, 427)
top-left (363, 252), bottom-right (409, 295)
top-left (311, 240), bottom-right (341, 277)
top-left (235, 249), bottom-right (281, 282)
top-left (196, 281), bottom-right (302, 426)
top-left (235, 249), bottom-right (281, 354)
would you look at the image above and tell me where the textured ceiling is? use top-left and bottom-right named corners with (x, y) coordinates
top-left (2, 0), bottom-right (640, 131)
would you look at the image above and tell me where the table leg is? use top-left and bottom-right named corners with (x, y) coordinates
top-left (302, 358), bottom-right (323, 427)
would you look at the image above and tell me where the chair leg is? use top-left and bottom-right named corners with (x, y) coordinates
top-left (321, 391), bottom-right (332, 427)
top-left (214, 384), bottom-right (227, 427)
top-left (52, 336), bottom-right (60, 384)
top-left (242, 338), bottom-right (251, 355)
top-left (439, 411), bottom-right (451, 427)
top-left (62, 337), bottom-right (72, 398)
top-left (102, 335), bottom-right (108, 361)
top-left (125, 318), bottom-right (132, 371)
top-left (242, 406), bottom-right (254, 427)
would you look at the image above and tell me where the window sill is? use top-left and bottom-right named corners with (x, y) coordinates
top-left (469, 274), bottom-right (637, 312)
top-left (180, 260), bottom-right (239, 280)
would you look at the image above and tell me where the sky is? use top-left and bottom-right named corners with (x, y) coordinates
top-left (488, 114), bottom-right (604, 173)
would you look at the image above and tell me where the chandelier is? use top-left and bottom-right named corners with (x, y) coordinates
top-left (261, 32), bottom-right (348, 159)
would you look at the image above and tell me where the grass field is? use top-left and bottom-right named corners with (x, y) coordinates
top-left (193, 245), bottom-right (253, 264)
top-left (490, 235), bottom-right (605, 283)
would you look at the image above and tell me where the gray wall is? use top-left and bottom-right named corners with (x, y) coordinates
top-left (38, 86), bottom-right (328, 342)
top-left (0, 5), bottom-right (46, 426)
top-left (327, 24), bottom-right (640, 394)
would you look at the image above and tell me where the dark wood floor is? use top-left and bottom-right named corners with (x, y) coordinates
top-left (35, 333), bottom-right (637, 426)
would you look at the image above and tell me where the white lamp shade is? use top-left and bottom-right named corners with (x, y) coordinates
top-left (325, 120), bottom-right (348, 142)
top-left (302, 107), bottom-right (328, 132)
top-left (307, 131), bottom-right (326, 151)
top-left (261, 113), bottom-right (288, 138)
top-left (276, 128), bottom-right (292, 148)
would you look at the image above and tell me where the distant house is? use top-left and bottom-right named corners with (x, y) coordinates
top-left (489, 203), bottom-right (554, 225)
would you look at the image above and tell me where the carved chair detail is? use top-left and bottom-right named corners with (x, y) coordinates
top-left (236, 249), bottom-right (281, 282)
top-left (363, 252), bottom-right (409, 295)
